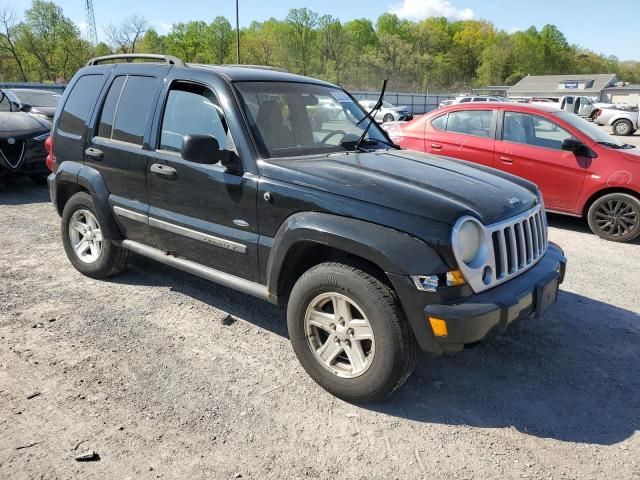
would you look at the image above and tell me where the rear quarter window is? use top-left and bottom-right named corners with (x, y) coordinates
top-left (58, 74), bottom-right (104, 136)
top-left (431, 114), bottom-right (447, 131)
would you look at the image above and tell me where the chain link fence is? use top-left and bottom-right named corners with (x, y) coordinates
top-left (350, 91), bottom-right (457, 114)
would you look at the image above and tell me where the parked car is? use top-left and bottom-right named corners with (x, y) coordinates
top-left (385, 102), bottom-right (640, 242)
top-left (47, 54), bottom-right (566, 402)
top-left (0, 90), bottom-right (51, 184)
top-left (594, 104), bottom-right (639, 136)
top-left (2, 88), bottom-right (61, 120)
top-left (358, 99), bottom-right (413, 123)
top-left (438, 99), bottom-right (455, 108)
top-left (452, 95), bottom-right (509, 104)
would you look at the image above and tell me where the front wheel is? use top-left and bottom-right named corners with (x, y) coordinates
top-left (287, 262), bottom-right (417, 402)
top-left (587, 193), bottom-right (640, 242)
top-left (382, 113), bottom-right (395, 123)
top-left (61, 192), bottom-right (129, 278)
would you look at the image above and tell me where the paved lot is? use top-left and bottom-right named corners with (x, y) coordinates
top-left (1, 179), bottom-right (639, 479)
top-left (597, 124), bottom-right (640, 147)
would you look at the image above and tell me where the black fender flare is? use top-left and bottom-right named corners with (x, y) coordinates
top-left (266, 212), bottom-right (450, 352)
top-left (52, 162), bottom-right (122, 240)
top-left (266, 212), bottom-right (448, 291)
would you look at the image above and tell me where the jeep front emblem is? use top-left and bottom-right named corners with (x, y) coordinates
top-left (7, 137), bottom-right (16, 145)
top-left (508, 197), bottom-right (521, 205)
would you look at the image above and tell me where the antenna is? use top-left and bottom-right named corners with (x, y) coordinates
top-left (84, 0), bottom-right (98, 45)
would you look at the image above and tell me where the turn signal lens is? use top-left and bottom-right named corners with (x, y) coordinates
top-left (446, 270), bottom-right (465, 287)
top-left (428, 317), bottom-right (448, 337)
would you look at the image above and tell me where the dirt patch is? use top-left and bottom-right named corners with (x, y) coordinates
top-left (1, 178), bottom-right (639, 479)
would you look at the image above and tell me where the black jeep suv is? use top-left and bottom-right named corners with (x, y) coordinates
top-left (48, 54), bottom-right (567, 402)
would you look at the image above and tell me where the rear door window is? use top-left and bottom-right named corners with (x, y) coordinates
top-left (431, 114), bottom-right (447, 131)
top-left (446, 110), bottom-right (493, 138)
top-left (59, 74), bottom-right (104, 136)
top-left (96, 75), bottom-right (157, 146)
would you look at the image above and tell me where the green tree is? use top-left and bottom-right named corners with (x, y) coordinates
top-left (285, 8), bottom-right (318, 75)
top-left (208, 16), bottom-right (233, 64)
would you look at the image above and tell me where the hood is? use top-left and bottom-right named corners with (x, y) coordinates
top-left (621, 147), bottom-right (640, 164)
top-left (0, 112), bottom-right (51, 136)
top-left (260, 149), bottom-right (539, 225)
top-left (29, 106), bottom-right (57, 119)
top-left (387, 105), bottom-right (410, 112)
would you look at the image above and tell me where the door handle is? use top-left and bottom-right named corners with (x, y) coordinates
top-left (431, 143), bottom-right (443, 150)
top-left (150, 163), bottom-right (177, 180)
top-left (499, 156), bottom-right (514, 164)
top-left (85, 147), bottom-right (103, 161)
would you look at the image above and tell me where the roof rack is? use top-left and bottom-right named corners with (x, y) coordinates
top-left (86, 54), bottom-right (185, 67)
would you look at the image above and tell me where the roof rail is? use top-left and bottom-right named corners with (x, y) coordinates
top-left (222, 64), bottom-right (288, 73)
top-left (86, 54), bottom-right (185, 67)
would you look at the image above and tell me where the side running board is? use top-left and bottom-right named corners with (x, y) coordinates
top-left (120, 240), bottom-right (274, 303)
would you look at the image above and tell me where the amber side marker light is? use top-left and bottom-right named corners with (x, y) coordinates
top-left (429, 317), bottom-right (448, 337)
top-left (446, 270), bottom-right (465, 287)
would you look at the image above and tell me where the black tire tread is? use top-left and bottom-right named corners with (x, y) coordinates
top-left (587, 192), bottom-right (640, 243)
top-left (61, 192), bottom-right (129, 278)
top-left (288, 262), bottom-right (417, 402)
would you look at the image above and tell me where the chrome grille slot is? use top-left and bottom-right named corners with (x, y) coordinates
top-left (452, 204), bottom-right (548, 293)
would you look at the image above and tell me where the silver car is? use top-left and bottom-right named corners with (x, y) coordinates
top-left (594, 105), bottom-right (639, 136)
top-left (358, 100), bottom-right (413, 123)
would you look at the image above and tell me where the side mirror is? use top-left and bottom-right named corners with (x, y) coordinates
top-left (561, 138), bottom-right (596, 158)
top-left (19, 103), bottom-right (32, 113)
top-left (180, 134), bottom-right (223, 164)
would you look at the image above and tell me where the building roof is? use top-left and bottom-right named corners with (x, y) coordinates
top-left (507, 74), bottom-right (617, 96)
top-left (603, 84), bottom-right (640, 91)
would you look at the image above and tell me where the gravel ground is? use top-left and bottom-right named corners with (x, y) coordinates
top-left (1, 178), bottom-right (639, 480)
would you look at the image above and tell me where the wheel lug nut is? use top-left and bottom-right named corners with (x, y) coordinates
top-left (330, 324), bottom-right (336, 330)
top-left (348, 328), bottom-right (354, 336)
top-left (345, 340), bottom-right (351, 347)
top-left (334, 337), bottom-right (340, 343)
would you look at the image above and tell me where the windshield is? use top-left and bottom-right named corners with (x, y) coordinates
top-left (13, 90), bottom-right (60, 108)
top-left (235, 82), bottom-right (391, 158)
top-left (553, 111), bottom-right (627, 147)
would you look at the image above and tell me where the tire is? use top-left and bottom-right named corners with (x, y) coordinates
top-left (287, 262), bottom-right (417, 402)
top-left (61, 192), bottom-right (129, 278)
top-left (587, 193), bottom-right (640, 242)
top-left (612, 119), bottom-right (633, 136)
top-left (383, 113), bottom-right (395, 123)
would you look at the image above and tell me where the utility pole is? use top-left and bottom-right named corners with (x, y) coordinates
top-left (235, 0), bottom-right (240, 63)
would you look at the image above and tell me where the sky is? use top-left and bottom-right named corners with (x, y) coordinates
top-left (4, 0), bottom-right (639, 61)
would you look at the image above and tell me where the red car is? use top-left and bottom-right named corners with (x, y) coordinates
top-left (386, 103), bottom-right (640, 242)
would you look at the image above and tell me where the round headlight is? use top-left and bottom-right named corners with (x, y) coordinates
top-left (457, 220), bottom-right (483, 264)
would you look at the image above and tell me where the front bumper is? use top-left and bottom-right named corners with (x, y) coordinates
top-left (389, 243), bottom-right (567, 354)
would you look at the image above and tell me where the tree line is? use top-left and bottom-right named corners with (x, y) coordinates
top-left (2, 0), bottom-right (639, 93)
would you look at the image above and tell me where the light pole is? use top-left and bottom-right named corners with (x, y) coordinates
top-left (235, 0), bottom-right (240, 64)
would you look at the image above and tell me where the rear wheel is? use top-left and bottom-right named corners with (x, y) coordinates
top-left (612, 119), bottom-right (633, 136)
top-left (61, 192), bottom-right (129, 278)
top-left (587, 193), bottom-right (640, 242)
top-left (383, 113), bottom-right (395, 123)
top-left (287, 262), bottom-right (417, 402)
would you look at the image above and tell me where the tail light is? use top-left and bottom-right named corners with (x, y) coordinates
top-left (45, 135), bottom-right (54, 172)
top-left (595, 109), bottom-right (602, 118)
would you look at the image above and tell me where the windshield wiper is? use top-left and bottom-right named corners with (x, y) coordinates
top-left (597, 141), bottom-right (635, 149)
top-left (354, 80), bottom-right (387, 151)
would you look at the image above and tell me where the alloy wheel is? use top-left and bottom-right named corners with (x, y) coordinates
top-left (304, 292), bottom-right (375, 378)
top-left (594, 199), bottom-right (638, 238)
top-left (68, 209), bottom-right (104, 263)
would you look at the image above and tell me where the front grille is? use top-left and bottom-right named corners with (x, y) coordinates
top-left (490, 207), bottom-right (547, 281)
top-left (452, 204), bottom-right (548, 293)
top-left (0, 139), bottom-right (26, 171)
